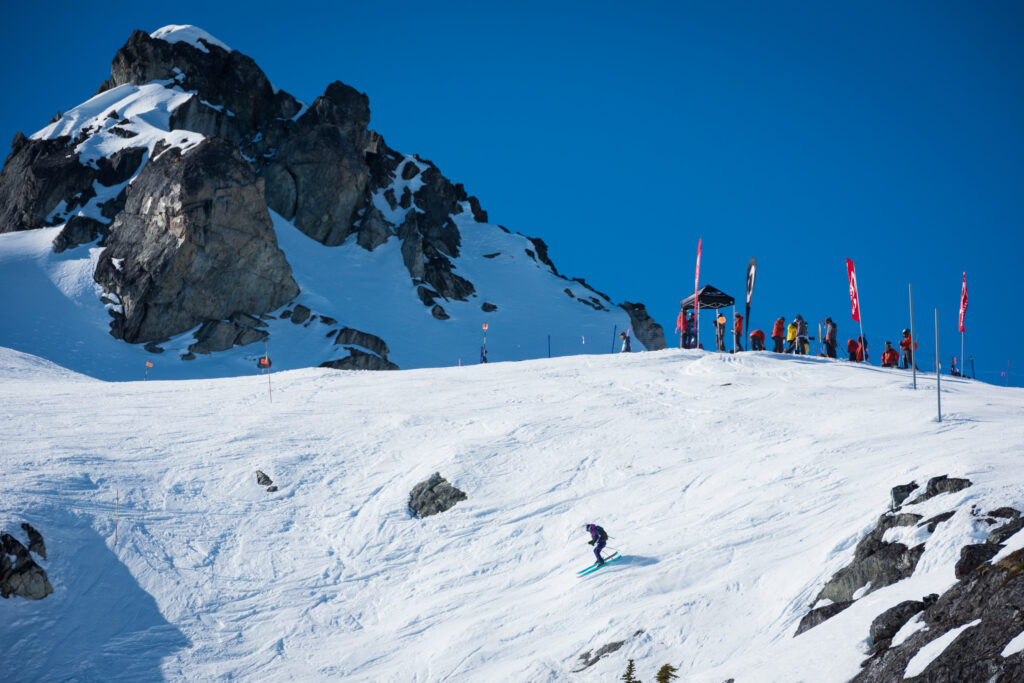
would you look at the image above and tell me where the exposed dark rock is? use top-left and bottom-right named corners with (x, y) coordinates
top-left (795, 601), bottom-right (853, 635)
top-left (890, 482), bottom-right (919, 510)
top-left (853, 549), bottom-right (1024, 682)
top-left (481, 302), bottom-right (497, 312)
top-left (229, 312), bottom-right (268, 328)
top-left (188, 320), bottom-right (268, 355)
top-left (266, 485), bottom-right (278, 493)
top-left (143, 341), bottom-right (164, 354)
top-left (919, 511), bottom-right (956, 533)
top-left (815, 512), bottom-right (924, 604)
top-left (401, 161), bottom-right (420, 180)
top-left (483, 252), bottom-right (500, 259)
top-left (574, 640), bottom-right (626, 671)
top-left (290, 304), bottom-right (311, 324)
top-left (907, 475), bottom-right (972, 505)
top-left (988, 507), bottom-right (1021, 520)
top-left (988, 517), bottom-right (1024, 545)
top-left (431, 305), bottom-right (450, 320)
top-left (319, 315), bottom-right (337, 326)
top-left (20, 524), bottom-right (46, 560)
top-left (0, 136), bottom-right (99, 232)
top-left (955, 543), bottom-right (1002, 579)
top-left (564, 288), bottom-right (575, 298)
top-left (1, 529), bottom-right (53, 600)
top-left (468, 195), bottom-right (488, 222)
top-left (333, 328), bottom-right (390, 357)
top-left (95, 138), bottom-right (298, 344)
top-left (355, 204), bottom-right (393, 251)
top-left (297, 81), bottom-right (371, 148)
top-left (256, 470), bottom-right (273, 486)
top-left (95, 146), bottom-right (146, 187)
top-left (320, 348), bottom-right (399, 371)
top-left (181, 352), bottom-right (196, 361)
top-left (416, 286), bottom-right (437, 307)
top-left (525, 237), bottom-right (557, 275)
top-left (869, 598), bottom-right (934, 645)
top-left (53, 216), bottom-right (108, 253)
top-left (408, 472), bottom-right (467, 518)
top-left (620, 301), bottom-right (667, 351)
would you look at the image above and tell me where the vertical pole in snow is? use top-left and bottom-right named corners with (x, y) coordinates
top-left (1007, 361), bottom-right (1012, 387)
top-left (935, 308), bottom-right (941, 422)
top-left (732, 305), bottom-right (736, 352)
top-left (548, 335), bottom-right (551, 359)
top-left (909, 283), bottom-right (917, 390)
top-left (611, 325), bottom-right (617, 353)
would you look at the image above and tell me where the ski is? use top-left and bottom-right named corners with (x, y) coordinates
top-left (577, 554), bottom-right (622, 577)
top-left (576, 552), bottom-right (618, 575)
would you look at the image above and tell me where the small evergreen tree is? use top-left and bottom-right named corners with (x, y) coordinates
top-left (655, 664), bottom-right (679, 682)
top-left (621, 659), bottom-right (641, 683)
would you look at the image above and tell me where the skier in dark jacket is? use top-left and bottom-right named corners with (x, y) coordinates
top-left (824, 318), bottom-right (838, 358)
top-left (584, 523), bottom-right (609, 565)
top-left (794, 315), bottom-right (809, 355)
top-left (619, 331), bottom-right (631, 353)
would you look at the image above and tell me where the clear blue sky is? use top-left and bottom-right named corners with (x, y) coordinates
top-left (3, 1), bottom-right (1022, 386)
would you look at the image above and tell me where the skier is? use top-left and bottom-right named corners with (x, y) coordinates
top-left (685, 310), bottom-right (696, 348)
top-left (794, 315), bottom-right (809, 355)
top-left (584, 523), bottom-right (609, 566)
top-left (858, 335), bottom-right (869, 362)
top-left (619, 331), bottom-right (632, 353)
top-left (881, 341), bottom-right (900, 368)
top-left (771, 317), bottom-right (786, 353)
top-left (714, 313), bottom-right (726, 351)
top-left (823, 317), bottom-right (838, 359)
top-left (899, 329), bottom-right (918, 370)
top-left (733, 313), bottom-right (744, 351)
top-left (749, 328), bottom-right (766, 351)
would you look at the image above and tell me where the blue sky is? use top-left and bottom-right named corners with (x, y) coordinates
top-left (3, 1), bottom-right (1022, 386)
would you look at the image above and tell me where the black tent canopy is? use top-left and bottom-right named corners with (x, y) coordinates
top-left (680, 285), bottom-right (735, 311)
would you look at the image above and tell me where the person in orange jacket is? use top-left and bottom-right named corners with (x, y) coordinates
top-left (847, 338), bottom-right (864, 362)
top-left (899, 328), bottom-right (918, 369)
top-left (733, 312), bottom-right (744, 351)
top-left (881, 341), bottom-right (900, 367)
top-left (771, 317), bottom-right (786, 353)
top-left (749, 329), bottom-right (766, 351)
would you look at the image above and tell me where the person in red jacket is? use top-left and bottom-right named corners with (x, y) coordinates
top-left (898, 328), bottom-right (918, 369)
top-left (749, 329), bottom-right (766, 351)
top-left (771, 317), bottom-right (786, 353)
top-left (847, 338), bottom-right (864, 362)
top-left (881, 341), bottom-right (900, 367)
top-left (733, 313), bottom-right (744, 351)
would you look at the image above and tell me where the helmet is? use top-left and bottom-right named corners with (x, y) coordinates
top-left (903, 328), bottom-right (910, 335)
top-left (885, 341), bottom-right (892, 346)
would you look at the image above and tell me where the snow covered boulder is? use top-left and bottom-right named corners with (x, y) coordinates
top-left (408, 473), bottom-right (467, 518)
top-left (95, 138), bottom-right (299, 344)
top-left (1, 527), bottom-right (53, 600)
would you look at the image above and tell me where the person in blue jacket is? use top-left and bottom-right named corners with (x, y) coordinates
top-left (584, 523), bottom-right (609, 565)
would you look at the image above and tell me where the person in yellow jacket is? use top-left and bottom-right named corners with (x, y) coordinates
top-left (786, 322), bottom-right (797, 353)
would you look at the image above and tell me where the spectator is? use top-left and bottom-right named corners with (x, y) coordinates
top-left (771, 317), bottom-right (786, 353)
top-left (713, 313), bottom-right (727, 351)
top-left (847, 338), bottom-right (864, 362)
top-left (619, 331), bottom-right (632, 353)
top-left (794, 315), bottom-right (809, 355)
top-left (899, 329), bottom-right (918, 370)
top-left (786, 320), bottom-right (798, 353)
top-left (749, 329), bottom-right (766, 351)
top-left (823, 317), bottom-right (838, 359)
top-left (733, 312), bottom-right (744, 351)
top-left (881, 341), bottom-right (900, 367)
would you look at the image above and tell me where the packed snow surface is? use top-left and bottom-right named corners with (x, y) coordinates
top-left (1, 346), bottom-right (1022, 681)
top-left (150, 25), bottom-right (232, 53)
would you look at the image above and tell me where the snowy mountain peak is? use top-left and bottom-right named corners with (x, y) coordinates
top-left (149, 25), bottom-right (231, 53)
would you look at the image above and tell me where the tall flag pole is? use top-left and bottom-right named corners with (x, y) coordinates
top-left (935, 308), bottom-right (942, 421)
top-left (909, 283), bottom-right (917, 390)
top-left (694, 238), bottom-right (702, 350)
top-left (958, 272), bottom-right (968, 379)
top-left (745, 257), bottom-right (757, 341)
top-left (846, 259), bottom-right (865, 361)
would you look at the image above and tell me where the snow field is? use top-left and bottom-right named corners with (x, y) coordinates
top-left (1, 347), bottom-right (1023, 681)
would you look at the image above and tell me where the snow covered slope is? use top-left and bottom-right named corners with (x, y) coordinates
top-left (1, 347), bottom-right (1022, 681)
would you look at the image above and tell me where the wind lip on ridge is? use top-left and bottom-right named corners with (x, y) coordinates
top-left (150, 25), bottom-right (232, 54)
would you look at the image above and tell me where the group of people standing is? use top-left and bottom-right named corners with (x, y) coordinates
top-left (673, 307), bottom-right (921, 371)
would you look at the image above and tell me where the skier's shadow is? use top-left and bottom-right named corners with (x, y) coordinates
top-left (612, 555), bottom-right (659, 568)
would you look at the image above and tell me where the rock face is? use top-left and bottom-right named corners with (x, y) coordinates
top-left (320, 348), bottom-right (399, 372)
top-left (408, 473), bottom-right (467, 518)
top-left (1, 525), bottom-right (53, 600)
top-left (95, 139), bottom-right (298, 344)
top-left (620, 301), bottom-right (667, 351)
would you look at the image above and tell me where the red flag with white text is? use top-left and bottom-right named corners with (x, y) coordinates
top-left (846, 258), bottom-right (861, 322)
top-left (958, 272), bottom-right (968, 333)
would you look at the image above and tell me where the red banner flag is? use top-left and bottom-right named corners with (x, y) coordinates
top-left (694, 238), bottom-right (702, 305)
top-left (958, 272), bottom-right (968, 333)
top-left (846, 258), bottom-right (861, 322)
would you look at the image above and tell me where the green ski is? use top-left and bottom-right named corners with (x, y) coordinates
top-left (578, 554), bottom-right (622, 577)
top-left (576, 552), bottom-right (619, 575)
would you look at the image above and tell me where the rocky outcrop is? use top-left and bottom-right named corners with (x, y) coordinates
top-left (621, 302), bottom-right (667, 351)
top-left (95, 138), bottom-right (298, 344)
top-left (854, 549), bottom-right (1024, 682)
top-left (906, 475), bottom-right (972, 505)
top-left (408, 473), bottom-right (467, 518)
top-left (795, 601), bottom-right (853, 635)
top-left (1, 525), bottom-right (53, 600)
top-left (867, 596), bottom-right (937, 651)
top-left (333, 328), bottom-right (389, 357)
top-left (188, 319), bottom-right (268, 355)
top-left (320, 348), bottom-right (399, 371)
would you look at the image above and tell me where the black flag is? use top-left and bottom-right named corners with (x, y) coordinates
top-left (745, 257), bottom-right (757, 339)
